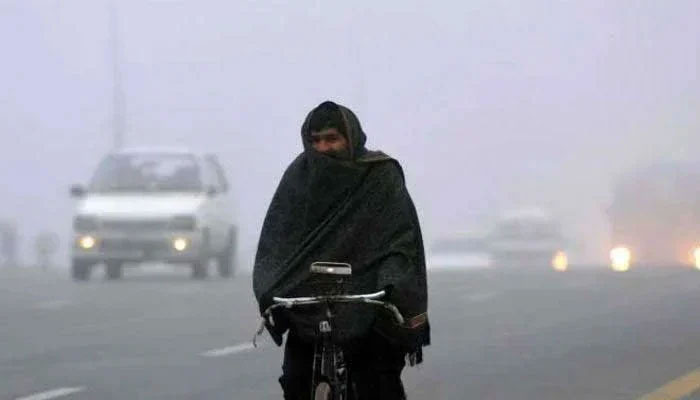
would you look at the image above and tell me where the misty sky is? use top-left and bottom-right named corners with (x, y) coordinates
top-left (1, 0), bottom-right (698, 265)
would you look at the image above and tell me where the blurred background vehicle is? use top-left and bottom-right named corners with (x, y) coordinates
top-left (69, 147), bottom-right (237, 280)
top-left (489, 208), bottom-right (569, 270)
top-left (427, 230), bottom-right (492, 271)
top-left (608, 160), bottom-right (700, 271)
top-left (34, 231), bottom-right (59, 270)
top-left (0, 220), bottom-right (18, 268)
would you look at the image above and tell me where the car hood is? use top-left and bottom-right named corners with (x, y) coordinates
top-left (76, 194), bottom-right (206, 219)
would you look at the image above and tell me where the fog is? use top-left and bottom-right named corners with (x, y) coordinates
top-left (1, 0), bottom-right (698, 266)
top-left (2, 3), bottom-right (700, 399)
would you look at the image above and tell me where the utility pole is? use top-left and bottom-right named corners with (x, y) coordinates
top-left (109, 1), bottom-right (125, 150)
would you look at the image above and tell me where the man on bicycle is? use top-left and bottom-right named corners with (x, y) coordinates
top-left (253, 100), bottom-right (430, 399)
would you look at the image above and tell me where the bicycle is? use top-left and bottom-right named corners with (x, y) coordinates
top-left (253, 262), bottom-right (405, 400)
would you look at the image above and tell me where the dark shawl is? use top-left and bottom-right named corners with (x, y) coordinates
top-left (253, 101), bottom-right (429, 358)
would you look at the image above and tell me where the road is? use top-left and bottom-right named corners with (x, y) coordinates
top-left (1, 264), bottom-right (700, 399)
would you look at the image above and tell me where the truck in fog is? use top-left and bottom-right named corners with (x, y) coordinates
top-left (69, 148), bottom-right (237, 280)
top-left (608, 161), bottom-right (700, 270)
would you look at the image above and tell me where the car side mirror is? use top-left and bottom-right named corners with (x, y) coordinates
top-left (70, 184), bottom-right (86, 198)
top-left (310, 262), bottom-right (352, 276)
top-left (205, 185), bottom-right (218, 197)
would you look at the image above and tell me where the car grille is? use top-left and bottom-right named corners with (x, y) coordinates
top-left (101, 219), bottom-right (170, 232)
top-left (100, 238), bottom-right (170, 252)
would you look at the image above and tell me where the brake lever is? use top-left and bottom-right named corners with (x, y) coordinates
top-left (252, 307), bottom-right (276, 347)
top-left (252, 317), bottom-right (266, 348)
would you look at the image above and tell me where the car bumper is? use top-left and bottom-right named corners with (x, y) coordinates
top-left (427, 253), bottom-right (493, 270)
top-left (72, 231), bottom-right (203, 263)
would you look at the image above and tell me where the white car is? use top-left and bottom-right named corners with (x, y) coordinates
top-left (488, 208), bottom-right (568, 269)
top-left (69, 148), bottom-right (236, 280)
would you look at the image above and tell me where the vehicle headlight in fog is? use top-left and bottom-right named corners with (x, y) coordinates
top-left (552, 251), bottom-right (568, 271)
top-left (693, 247), bottom-right (700, 270)
top-left (173, 237), bottom-right (188, 252)
top-left (78, 235), bottom-right (96, 250)
top-left (610, 246), bottom-right (631, 272)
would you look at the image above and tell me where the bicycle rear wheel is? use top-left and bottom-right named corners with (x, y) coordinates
top-left (314, 381), bottom-right (332, 400)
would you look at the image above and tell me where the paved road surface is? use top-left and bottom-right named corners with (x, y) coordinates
top-left (1, 264), bottom-right (699, 399)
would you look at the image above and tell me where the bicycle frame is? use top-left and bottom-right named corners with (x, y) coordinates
top-left (253, 290), bottom-right (405, 400)
top-left (312, 299), bottom-right (347, 399)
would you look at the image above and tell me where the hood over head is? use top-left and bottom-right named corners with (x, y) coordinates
top-left (301, 101), bottom-right (368, 160)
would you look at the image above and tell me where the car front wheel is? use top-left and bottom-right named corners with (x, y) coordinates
top-left (191, 232), bottom-right (209, 280)
top-left (217, 227), bottom-right (237, 278)
top-left (105, 261), bottom-right (123, 280)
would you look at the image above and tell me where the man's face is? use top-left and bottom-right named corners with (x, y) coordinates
top-left (310, 128), bottom-right (349, 157)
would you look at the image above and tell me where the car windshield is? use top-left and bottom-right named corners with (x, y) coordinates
top-left (493, 220), bottom-right (561, 240)
top-left (89, 154), bottom-right (202, 193)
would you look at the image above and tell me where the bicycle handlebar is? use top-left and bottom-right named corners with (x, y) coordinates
top-left (253, 290), bottom-right (405, 347)
top-left (272, 289), bottom-right (388, 303)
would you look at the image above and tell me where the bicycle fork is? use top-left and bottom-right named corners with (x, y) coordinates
top-left (311, 309), bottom-right (348, 399)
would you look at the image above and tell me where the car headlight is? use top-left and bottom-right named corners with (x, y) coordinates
top-left (610, 246), bottom-right (631, 272)
top-left (78, 235), bottom-right (97, 250)
top-left (74, 215), bottom-right (99, 231)
top-left (552, 251), bottom-right (568, 271)
top-left (172, 237), bottom-right (188, 252)
top-left (693, 246), bottom-right (700, 270)
top-left (169, 215), bottom-right (196, 231)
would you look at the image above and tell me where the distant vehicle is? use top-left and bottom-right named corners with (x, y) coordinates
top-left (488, 208), bottom-right (569, 270)
top-left (428, 232), bottom-right (492, 271)
top-left (69, 147), bottom-right (237, 280)
top-left (608, 161), bottom-right (700, 271)
top-left (0, 220), bottom-right (18, 267)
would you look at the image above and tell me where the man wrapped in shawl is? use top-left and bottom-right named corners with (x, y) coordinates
top-left (253, 101), bottom-right (429, 399)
